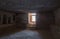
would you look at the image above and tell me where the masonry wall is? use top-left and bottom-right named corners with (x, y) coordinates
top-left (50, 8), bottom-right (60, 39)
top-left (36, 11), bottom-right (54, 30)
top-left (0, 11), bottom-right (16, 28)
top-left (16, 13), bottom-right (28, 29)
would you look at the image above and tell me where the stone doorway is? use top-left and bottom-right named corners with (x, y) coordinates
top-left (27, 12), bottom-right (36, 29)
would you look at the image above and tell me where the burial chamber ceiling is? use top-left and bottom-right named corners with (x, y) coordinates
top-left (0, 0), bottom-right (60, 12)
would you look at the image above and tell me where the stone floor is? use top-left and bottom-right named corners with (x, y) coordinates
top-left (0, 26), bottom-right (53, 39)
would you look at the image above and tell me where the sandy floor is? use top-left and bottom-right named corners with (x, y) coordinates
top-left (0, 26), bottom-right (53, 39)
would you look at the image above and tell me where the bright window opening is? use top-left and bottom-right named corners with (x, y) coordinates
top-left (32, 16), bottom-right (36, 22)
top-left (28, 13), bottom-right (36, 24)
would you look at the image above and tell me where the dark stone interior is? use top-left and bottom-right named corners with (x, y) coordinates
top-left (0, 0), bottom-right (60, 39)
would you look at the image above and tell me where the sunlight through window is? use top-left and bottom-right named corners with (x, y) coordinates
top-left (32, 16), bottom-right (36, 22)
top-left (28, 13), bottom-right (36, 24)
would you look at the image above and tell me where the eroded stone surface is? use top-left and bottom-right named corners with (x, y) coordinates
top-left (0, 0), bottom-right (59, 10)
top-left (0, 30), bottom-right (41, 39)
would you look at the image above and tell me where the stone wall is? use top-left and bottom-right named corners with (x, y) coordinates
top-left (16, 13), bottom-right (27, 29)
top-left (36, 11), bottom-right (53, 30)
top-left (0, 11), bottom-right (16, 28)
top-left (50, 8), bottom-right (60, 39)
